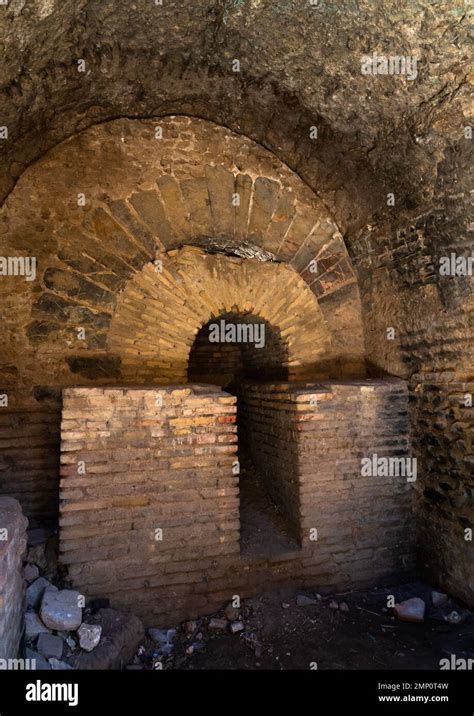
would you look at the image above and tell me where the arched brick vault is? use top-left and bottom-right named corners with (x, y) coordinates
top-left (0, 118), bottom-right (471, 606)
top-left (0, 115), bottom-right (365, 521)
top-left (0, 0), bottom-right (470, 239)
top-left (0, 115), bottom-right (365, 399)
top-left (0, 1), bottom-right (470, 607)
top-left (108, 247), bottom-right (335, 383)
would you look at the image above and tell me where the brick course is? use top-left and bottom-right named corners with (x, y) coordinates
top-left (0, 497), bottom-right (28, 659)
top-left (60, 379), bottom-right (414, 626)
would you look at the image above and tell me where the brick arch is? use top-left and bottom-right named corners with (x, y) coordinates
top-left (188, 312), bottom-right (289, 388)
top-left (0, 115), bottom-right (365, 394)
top-left (0, 115), bottom-right (366, 519)
top-left (108, 247), bottom-right (332, 384)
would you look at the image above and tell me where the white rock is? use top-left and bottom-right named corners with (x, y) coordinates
top-left (148, 627), bottom-right (176, 643)
top-left (40, 589), bottom-right (82, 631)
top-left (229, 621), bottom-right (244, 634)
top-left (394, 597), bottom-right (425, 623)
top-left (296, 594), bottom-right (318, 606)
top-left (445, 610), bottom-right (462, 625)
top-left (329, 600), bottom-right (339, 610)
top-left (339, 601), bottom-right (350, 612)
top-left (78, 623), bottom-right (102, 652)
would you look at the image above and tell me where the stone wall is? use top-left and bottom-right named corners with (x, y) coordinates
top-left (410, 371), bottom-right (473, 606)
top-left (351, 154), bottom-right (474, 608)
top-left (59, 380), bottom-right (414, 626)
top-left (0, 497), bottom-right (28, 659)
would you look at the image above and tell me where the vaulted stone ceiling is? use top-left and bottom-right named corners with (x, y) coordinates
top-left (0, 0), bottom-right (472, 605)
top-left (0, 0), bottom-right (470, 232)
top-left (0, 114), bottom-right (366, 404)
top-left (1, 1), bottom-right (471, 363)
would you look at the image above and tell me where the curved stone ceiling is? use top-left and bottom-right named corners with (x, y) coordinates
top-left (0, 1), bottom-right (470, 236)
top-left (0, 115), bottom-right (365, 403)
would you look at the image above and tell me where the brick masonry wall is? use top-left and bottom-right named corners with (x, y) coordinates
top-left (0, 242), bottom-right (364, 523)
top-left (0, 497), bottom-right (28, 659)
top-left (188, 314), bottom-right (288, 387)
top-left (0, 402), bottom-right (61, 522)
top-left (60, 380), bottom-right (415, 626)
top-left (60, 386), bottom-right (239, 625)
top-left (350, 147), bottom-right (473, 607)
top-left (410, 372), bottom-right (473, 606)
top-left (188, 333), bottom-right (244, 388)
top-left (108, 248), bottom-right (338, 384)
top-left (239, 379), bottom-right (416, 573)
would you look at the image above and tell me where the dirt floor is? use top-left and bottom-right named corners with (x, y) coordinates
top-left (131, 581), bottom-right (474, 671)
top-left (128, 454), bottom-right (474, 671)
top-left (24, 525), bottom-right (473, 672)
top-left (239, 458), bottom-right (300, 556)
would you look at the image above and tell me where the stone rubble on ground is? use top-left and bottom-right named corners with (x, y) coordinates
top-left (20, 530), bottom-right (139, 670)
top-left (49, 658), bottom-right (73, 670)
top-left (445, 610), bottom-right (462, 625)
top-left (40, 589), bottom-right (83, 631)
top-left (70, 609), bottom-right (144, 669)
top-left (394, 597), bottom-right (426, 623)
top-left (183, 620), bottom-right (197, 635)
top-left (148, 628), bottom-right (176, 643)
top-left (24, 563), bottom-right (39, 584)
top-left (432, 591), bottom-right (448, 608)
top-left (25, 648), bottom-right (51, 670)
top-left (147, 628), bottom-right (176, 655)
top-left (26, 544), bottom-right (48, 573)
top-left (78, 623), bottom-right (102, 652)
top-left (229, 621), bottom-right (244, 634)
top-left (224, 603), bottom-right (240, 621)
top-left (26, 577), bottom-right (57, 609)
top-left (20, 533), bottom-right (469, 672)
top-left (25, 612), bottom-right (51, 639)
top-left (296, 594), bottom-right (318, 606)
top-left (37, 633), bottom-right (64, 660)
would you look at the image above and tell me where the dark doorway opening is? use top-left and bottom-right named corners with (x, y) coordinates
top-left (188, 312), bottom-right (300, 556)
